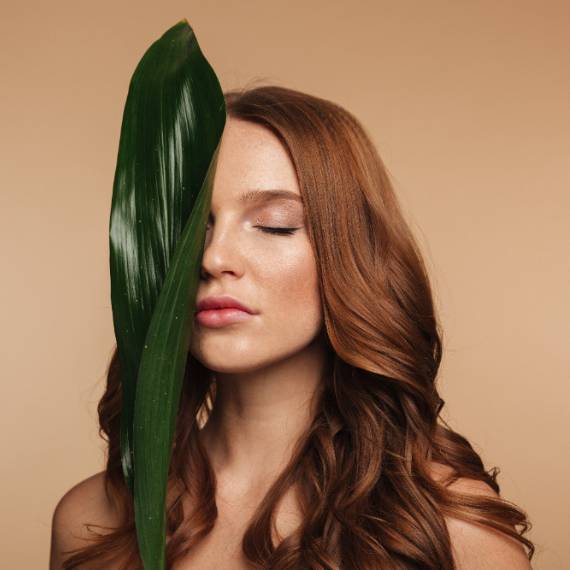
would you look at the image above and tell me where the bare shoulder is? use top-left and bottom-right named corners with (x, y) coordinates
top-left (428, 462), bottom-right (532, 569)
top-left (50, 470), bottom-right (120, 569)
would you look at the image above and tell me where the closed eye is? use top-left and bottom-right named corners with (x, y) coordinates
top-left (204, 221), bottom-right (300, 236)
top-left (255, 226), bottom-right (299, 236)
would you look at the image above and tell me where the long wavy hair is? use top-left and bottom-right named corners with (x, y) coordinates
top-left (62, 84), bottom-right (534, 569)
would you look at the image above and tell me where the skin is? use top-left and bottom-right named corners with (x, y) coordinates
top-left (190, 117), bottom-right (328, 490)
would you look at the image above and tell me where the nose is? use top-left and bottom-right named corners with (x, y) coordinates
top-left (199, 221), bottom-right (244, 281)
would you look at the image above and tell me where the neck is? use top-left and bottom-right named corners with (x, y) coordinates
top-left (198, 337), bottom-right (330, 492)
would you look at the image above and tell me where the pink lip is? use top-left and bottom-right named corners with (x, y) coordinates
top-left (195, 307), bottom-right (254, 328)
top-left (195, 294), bottom-right (255, 314)
top-left (194, 294), bottom-right (258, 328)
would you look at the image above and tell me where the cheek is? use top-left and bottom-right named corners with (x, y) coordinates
top-left (261, 245), bottom-right (322, 327)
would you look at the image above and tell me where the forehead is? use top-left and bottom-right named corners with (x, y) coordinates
top-left (210, 118), bottom-right (301, 208)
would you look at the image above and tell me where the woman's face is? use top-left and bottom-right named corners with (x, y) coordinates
top-left (189, 118), bottom-right (324, 373)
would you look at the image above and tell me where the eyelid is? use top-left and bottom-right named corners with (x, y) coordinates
top-left (206, 211), bottom-right (302, 229)
top-left (209, 201), bottom-right (302, 219)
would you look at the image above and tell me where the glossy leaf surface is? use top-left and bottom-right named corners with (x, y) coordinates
top-left (109, 18), bottom-right (225, 568)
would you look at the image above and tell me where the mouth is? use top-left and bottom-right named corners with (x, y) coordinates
top-left (194, 307), bottom-right (255, 328)
top-left (195, 294), bottom-right (257, 315)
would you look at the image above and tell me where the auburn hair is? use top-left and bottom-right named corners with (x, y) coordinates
top-left (62, 84), bottom-right (534, 569)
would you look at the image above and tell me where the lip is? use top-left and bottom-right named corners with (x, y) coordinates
top-left (195, 308), bottom-right (254, 328)
top-left (194, 294), bottom-right (257, 328)
top-left (195, 295), bottom-right (256, 314)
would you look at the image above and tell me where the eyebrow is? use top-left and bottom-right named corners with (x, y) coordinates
top-left (237, 189), bottom-right (302, 204)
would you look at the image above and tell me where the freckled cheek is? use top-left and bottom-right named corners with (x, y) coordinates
top-left (260, 250), bottom-right (321, 322)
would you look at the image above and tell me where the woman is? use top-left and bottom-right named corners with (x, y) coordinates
top-left (50, 85), bottom-right (534, 569)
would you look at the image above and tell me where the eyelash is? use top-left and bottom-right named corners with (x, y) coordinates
top-left (205, 222), bottom-right (298, 236)
top-left (255, 226), bottom-right (298, 236)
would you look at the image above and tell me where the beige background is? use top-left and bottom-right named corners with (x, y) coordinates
top-left (1, 1), bottom-right (568, 567)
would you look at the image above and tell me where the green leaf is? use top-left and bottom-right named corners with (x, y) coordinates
top-left (109, 18), bottom-right (226, 568)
